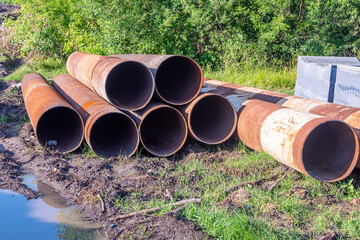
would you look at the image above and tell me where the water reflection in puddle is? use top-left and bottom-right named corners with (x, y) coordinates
top-left (0, 175), bottom-right (105, 240)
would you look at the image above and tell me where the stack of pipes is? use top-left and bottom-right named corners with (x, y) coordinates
top-left (21, 52), bottom-right (360, 182)
top-left (22, 52), bottom-right (237, 158)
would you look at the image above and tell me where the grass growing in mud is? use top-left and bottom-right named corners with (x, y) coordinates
top-left (3, 57), bottom-right (360, 239)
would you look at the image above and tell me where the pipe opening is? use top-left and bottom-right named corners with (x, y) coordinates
top-left (190, 95), bottom-right (236, 144)
top-left (90, 113), bottom-right (139, 157)
top-left (302, 121), bottom-right (357, 181)
top-left (36, 107), bottom-right (83, 153)
top-left (106, 61), bottom-right (154, 110)
top-left (140, 107), bottom-right (187, 156)
top-left (156, 56), bottom-right (202, 105)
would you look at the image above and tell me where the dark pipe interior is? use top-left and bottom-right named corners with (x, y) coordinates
top-left (302, 121), bottom-right (357, 181)
top-left (36, 107), bottom-right (83, 152)
top-left (90, 113), bottom-right (138, 157)
top-left (140, 107), bottom-right (187, 156)
top-left (106, 61), bottom-right (154, 110)
top-left (156, 56), bottom-right (202, 105)
top-left (190, 95), bottom-right (236, 144)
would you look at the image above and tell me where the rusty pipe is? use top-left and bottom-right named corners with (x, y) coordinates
top-left (126, 101), bottom-right (188, 157)
top-left (52, 74), bottom-right (139, 158)
top-left (200, 83), bottom-right (359, 181)
top-left (21, 73), bottom-right (84, 153)
top-left (67, 52), bottom-right (154, 110)
top-left (177, 92), bottom-right (237, 144)
top-left (204, 79), bottom-right (360, 168)
top-left (109, 54), bottom-right (203, 105)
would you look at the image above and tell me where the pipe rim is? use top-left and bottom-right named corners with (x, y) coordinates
top-left (35, 106), bottom-right (84, 153)
top-left (105, 60), bottom-right (155, 111)
top-left (86, 109), bottom-right (139, 158)
top-left (187, 93), bottom-right (237, 144)
top-left (155, 55), bottom-right (203, 105)
top-left (301, 120), bottom-right (359, 182)
top-left (139, 104), bottom-right (188, 156)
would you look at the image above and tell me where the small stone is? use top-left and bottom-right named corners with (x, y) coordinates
top-left (11, 83), bottom-right (21, 89)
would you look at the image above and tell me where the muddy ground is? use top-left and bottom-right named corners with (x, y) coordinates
top-left (0, 77), bottom-right (216, 239)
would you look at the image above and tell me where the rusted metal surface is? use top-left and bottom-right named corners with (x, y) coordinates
top-left (21, 73), bottom-right (84, 153)
top-left (67, 52), bottom-right (154, 110)
top-left (52, 74), bottom-right (139, 158)
top-left (201, 82), bottom-right (359, 181)
top-left (126, 101), bottom-right (188, 157)
top-left (66, 52), bottom-right (105, 91)
top-left (109, 54), bottom-right (203, 105)
top-left (205, 78), bottom-right (360, 126)
top-left (177, 92), bottom-right (237, 144)
top-left (204, 79), bottom-right (360, 168)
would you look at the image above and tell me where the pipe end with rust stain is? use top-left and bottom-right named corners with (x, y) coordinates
top-left (86, 110), bottom-right (140, 158)
top-left (139, 105), bottom-right (187, 157)
top-left (22, 73), bottom-right (84, 153)
top-left (187, 93), bottom-right (237, 144)
top-left (101, 59), bottom-right (155, 110)
top-left (299, 120), bottom-right (359, 182)
top-left (155, 56), bottom-right (203, 105)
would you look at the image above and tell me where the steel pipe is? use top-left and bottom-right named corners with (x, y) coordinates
top-left (109, 54), bottom-right (203, 105)
top-left (52, 74), bottom-right (139, 158)
top-left (205, 79), bottom-right (360, 168)
top-left (127, 102), bottom-right (188, 157)
top-left (177, 92), bottom-right (237, 144)
top-left (200, 83), bottom-right (359, 182)
top-left (21, 73), bottom-right (84, 153)
top-left (67, 52), bottom-right (154, 110)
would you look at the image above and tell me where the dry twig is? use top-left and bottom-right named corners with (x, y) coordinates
top-left (268, 168), bottom-right (292, 191)
top-left (97, 193), bottom-right (106, 213)
top-left (225, 179), bottom-right (265, 194)
top-left (109, 198), bottom-right (201, 221)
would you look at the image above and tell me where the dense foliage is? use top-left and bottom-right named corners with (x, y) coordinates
top-left (5, 0), bottom-right (360, 69)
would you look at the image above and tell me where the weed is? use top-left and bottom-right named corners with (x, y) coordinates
top-left (81, 143), bottom-right (97, 158)
top-left (0, 55), bottom-right (11, 66)
top-left (0, 113), bottom-right (16, 123)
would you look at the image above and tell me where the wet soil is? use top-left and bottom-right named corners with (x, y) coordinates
top-left (0, 79), bottom-right (212, 239)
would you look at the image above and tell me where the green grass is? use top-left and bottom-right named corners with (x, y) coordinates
top-left (0, 55), bottom-right (12, 66)
top-left (0, 1), bottom-right (15, 4)
top-left (5, 57), bottom-right (67, 82)
top-left (172, 145), bottom-right (360, 239)
top-left (0, 113), bottom-right (16, 123)
top-left (205, 66), bottom-right (297, 94)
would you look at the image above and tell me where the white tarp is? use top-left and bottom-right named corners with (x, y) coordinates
top-left (295, 56), bottom-right (360, 108)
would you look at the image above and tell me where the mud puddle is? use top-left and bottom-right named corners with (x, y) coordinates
top-left (0, 174), bottom-right (104, 240)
